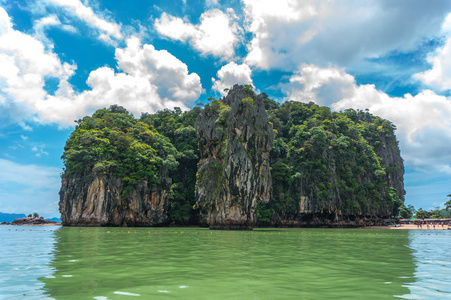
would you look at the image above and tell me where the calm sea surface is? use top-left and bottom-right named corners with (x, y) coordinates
top-left (1, 226), bottom-right (450, 299)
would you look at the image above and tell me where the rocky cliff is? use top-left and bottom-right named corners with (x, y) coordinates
top-left (59, 171), bottom-right (170, 226)
top-left (11, 216), bottom-right (59, 225)
top-left (359, 117), bottom-right (405, 202)
top-left (258, 102), bottom-right (405, 227)
top-left (195, 85), bottom-right (274, 229)
top-left (59, 88), bottom-right (405, 228)
top-left (58, 105), bottom-right (174, 226)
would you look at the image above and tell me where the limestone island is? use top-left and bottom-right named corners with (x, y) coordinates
top-left (59, 85), bottom-right (405, 229)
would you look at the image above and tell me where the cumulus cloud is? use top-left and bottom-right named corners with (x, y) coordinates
top-left (0, 7), bottom-right (76, 123)
top-left (155, 8), bottom-right (240, 59)
top-left (242, 0), bottom-right (451, 71)
top-left (284, 64), bottom-right (451, 174)
top-left (46, 0), bottom-right (122, 43)
top-left (40, 37), bottom-right (203, 124)
top-left (212, 62), bottom-right (253, 96)
top-left (285, 65), bottom-right (354, 107)
top-left (414, 13), bottom-right (451, 91)
top-left (0, 8), bottom-right (202, 126)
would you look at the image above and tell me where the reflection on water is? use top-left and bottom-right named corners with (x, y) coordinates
top-left (399, 230), bottom-right (451, 299)
top-left (42, 227), bottom-right (415, 299)
top-left (1, 226), bottom-right (450, 299)
top-left (0, 225), bottom-right (60, 299)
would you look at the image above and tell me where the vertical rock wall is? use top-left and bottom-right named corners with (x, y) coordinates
top-left (195, 85), bottom-right (274, 229)
top-left (59, 171), bottom-right (170, 226)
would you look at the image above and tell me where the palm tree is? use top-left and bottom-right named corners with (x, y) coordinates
top-left (445, 195), bottom-right (451, 217)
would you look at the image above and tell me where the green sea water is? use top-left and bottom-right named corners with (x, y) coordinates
top-left (1, 226), bottom-right (450, 299)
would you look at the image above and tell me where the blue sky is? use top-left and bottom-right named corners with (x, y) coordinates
top-left (1, 0), bottom-right (451, 218)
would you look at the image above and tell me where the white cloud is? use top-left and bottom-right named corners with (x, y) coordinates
top-left (46, 0), bottom-right (122, 42)
top-left (61, 24), bottom-right (77, 33)
top-left (414, 13), bottom-right (451, 91)
top-left (18, 121), bottom-right (32, 131)
top-left (0, 8), bottom-right (203, 126)
top-left (284, 64), bottom-right (451, 174)
top-left (206, 0), bottom-right (219, 7)
top-left (45, 36), bottom-right (203, 123)
top-left (0, 158), bottom-right (60, 188)
top-left (242, 0), bottom-right (450, 70)
top-left (0, 158), bottom-right (61, 216)
top-left (155, 9), bottom-right (240, 59)
top-left (34, 15), bottom-right (78, 37)
top-left (212, 62), bottom-right (253, 96)
top-left (31, 145), bottom-right (49, 157)
top-left (155, 13), bottom-right (196, 41)
top-left (285, 64), bottom-right (354, 107)
top-left (0, 7), bottom-right (76, 123)
top-left (35, 15), bottom-right (60, 28)
top-left (33, 15), bottom-right (78, 48)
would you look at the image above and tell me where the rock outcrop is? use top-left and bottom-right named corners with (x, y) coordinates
top-left (58, 105), bottom-right (174, 227)
top-left (195, 85), bottom-right (274, 229)
top-left (11, 217), bottom-right (59, 225)
top-left (366, 128), bottom-right (405, 202)
top-left (258, 103), bottom-right (406, 228)
top-left (59, 172), bottom-right (170, 226)
top-left (58, 88), bottom-right (405, 228)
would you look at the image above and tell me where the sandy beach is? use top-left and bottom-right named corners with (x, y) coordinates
top-left (368, 224), bottom-right (450, 230)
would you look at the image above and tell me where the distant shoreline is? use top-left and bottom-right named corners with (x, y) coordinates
top-left (1, 223), bottom-right (448, 230)
top-left (0, 223), bottom-right (62, 226)
top-left (368, 224), bottom-right (450, 230)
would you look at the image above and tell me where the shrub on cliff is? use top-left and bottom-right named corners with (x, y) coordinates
top-left (62, 105), bottom-right (177, 199)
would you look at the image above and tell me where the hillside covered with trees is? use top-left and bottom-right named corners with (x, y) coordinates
top-left (59, 85), bottom-right (406, 227)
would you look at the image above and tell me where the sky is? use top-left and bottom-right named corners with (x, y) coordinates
top-left (1, 0), bottom-right (451, 218)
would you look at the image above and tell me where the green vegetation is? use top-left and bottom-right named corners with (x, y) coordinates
top-left (141, 107), bottom-right (202, 224)
top-left (260, 100), bottom-right (405, 221)
top-left (401, 194), bottom-right (451, 219)
top-left (445, 195), bottom-right (451, 212)
top-left (409, 194), bottom-right (451, 219)
top-left (62, 105), bottom-right (177, 200)
top-left (62, 89), bottom-right (407, 225)
top-left (63, 105), bottom-right (202, 224)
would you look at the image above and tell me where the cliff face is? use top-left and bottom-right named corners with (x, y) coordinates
top-left (58, 105), bottom-right (175, 227)
top-left (352, 110), bottom-right (405, 202)
top-left (368, 132), bottom-right (405, 202)
top-left (59, 91), bottom-right (405, 228)
top-left (59, 171), bottom-right (170, 226)
top-left (259, 103), bottom-right (405, 227)
top-left (195, 85), bottom-right (274, 229)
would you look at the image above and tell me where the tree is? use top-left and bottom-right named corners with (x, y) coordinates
top-left (444, 195), bottom-right (451, 217)
top-left (27, 214), bottom-right (32, 217)
top-left (414, 208), bottom-right (429, 219)
top-left (445, 195), bottom-right (451, 209)
top-left (32, 212), bottom-right (39, 218)
top-left (430, 206), bottom-right (445, 218)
